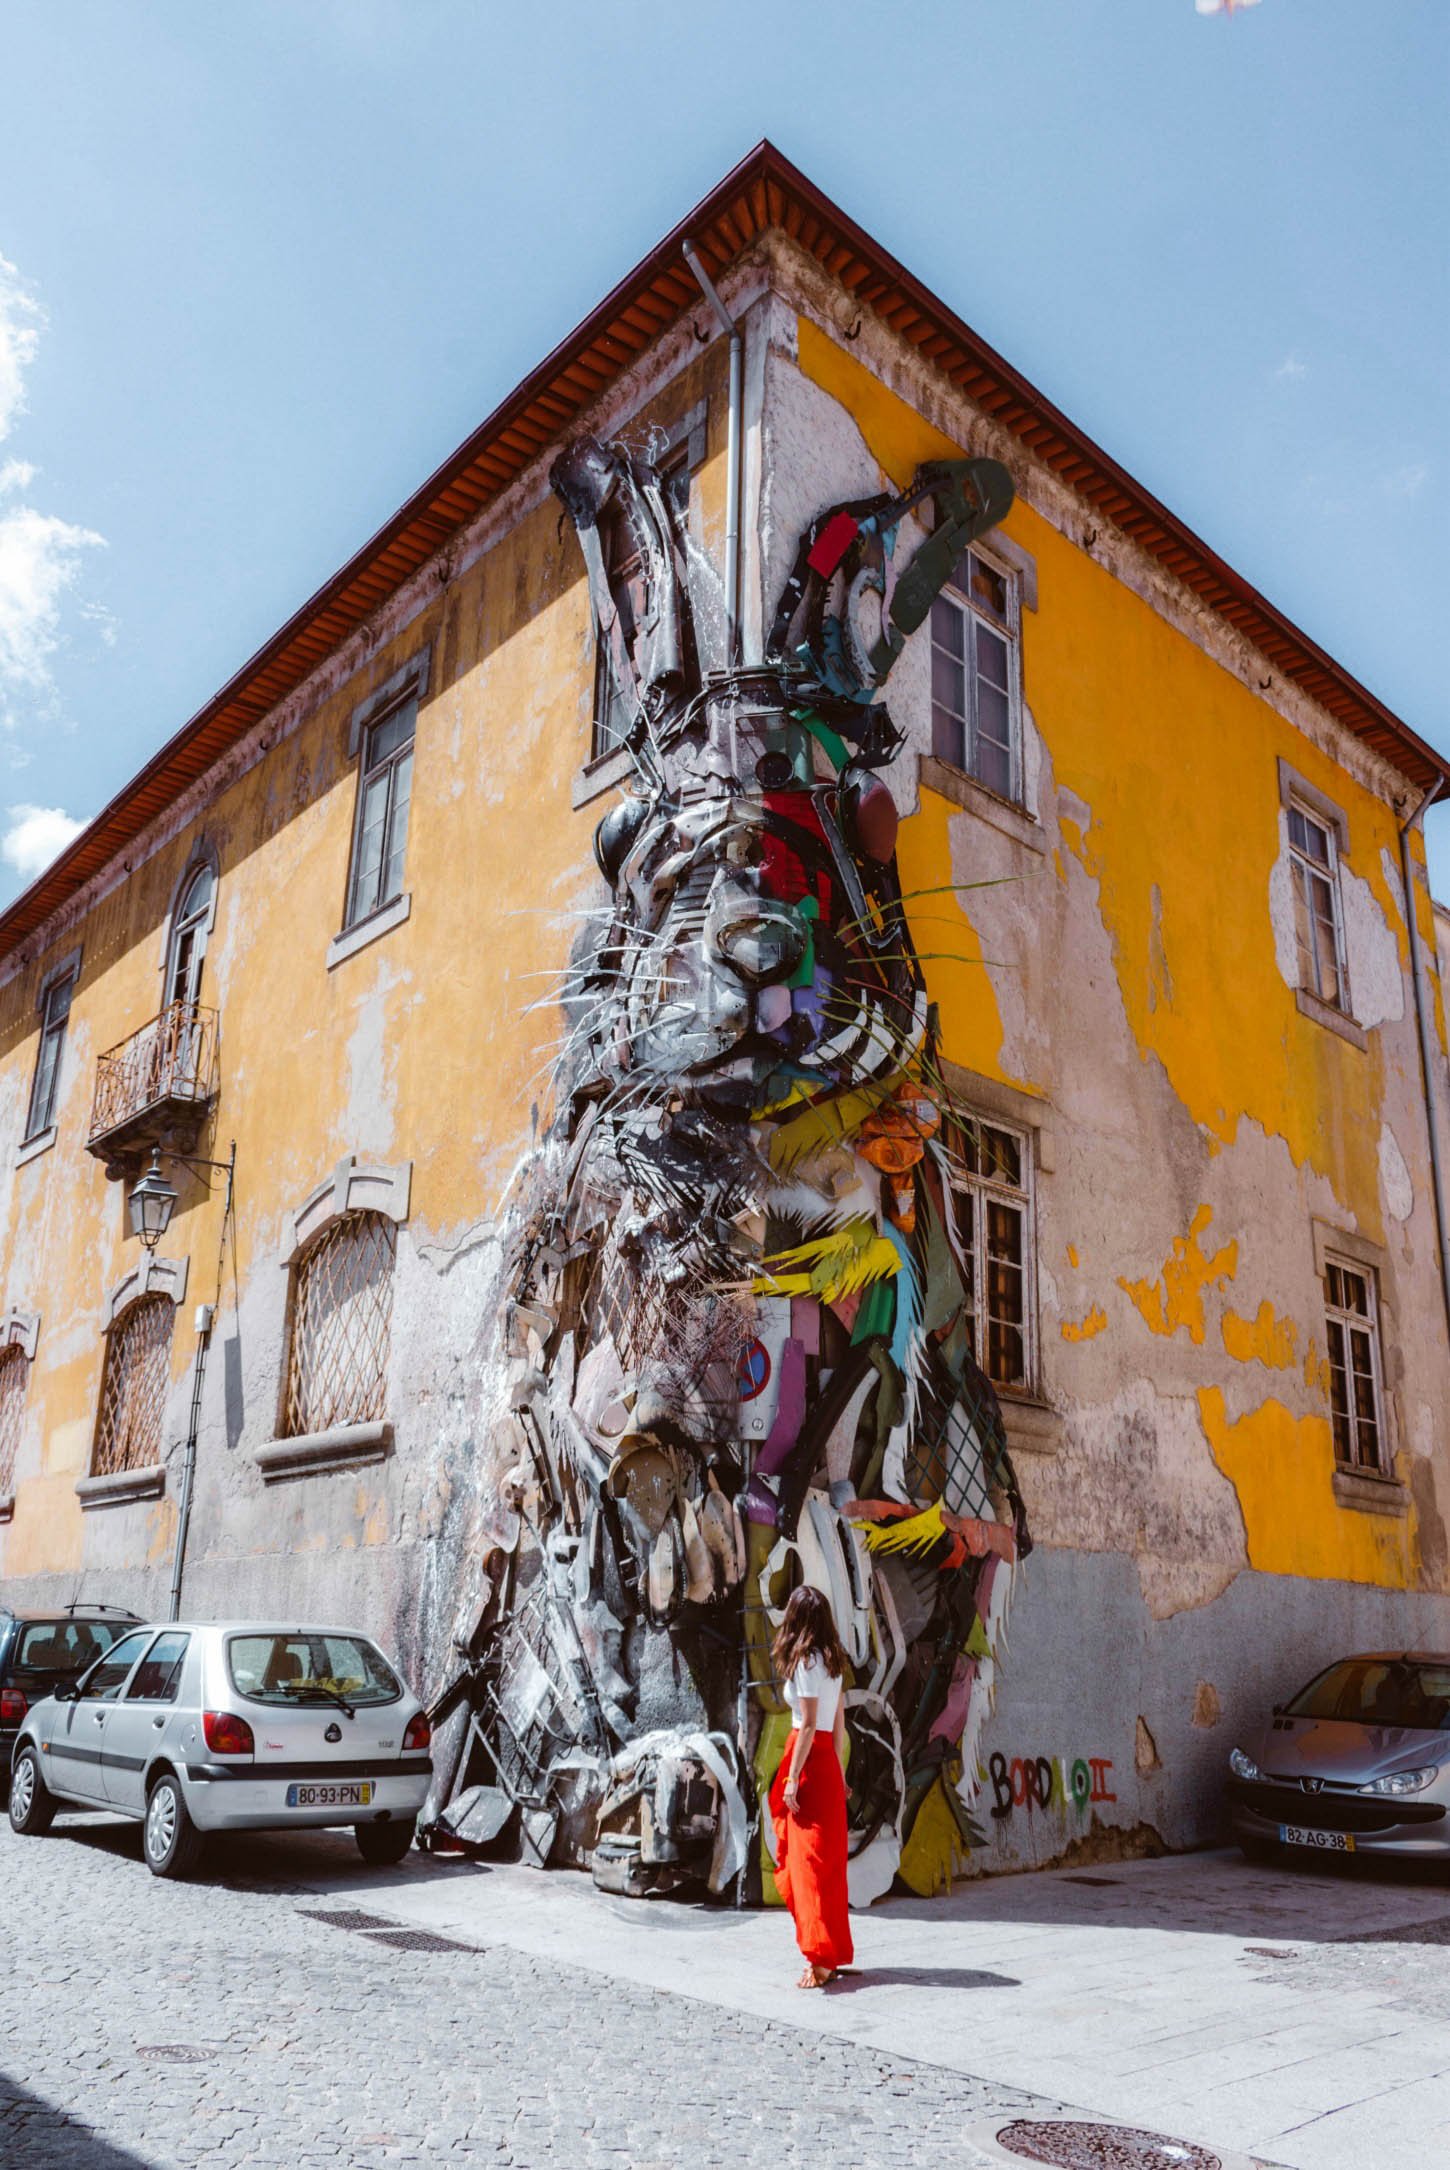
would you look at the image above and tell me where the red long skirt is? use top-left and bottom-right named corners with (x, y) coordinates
top-left (769, 1731), bottom-right (854, 1971)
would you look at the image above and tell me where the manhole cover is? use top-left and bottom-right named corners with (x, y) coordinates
top-left (136, 2045), bottom-right (215, 2065)
top-left (299, 1908), bottom-right (398, 1931)
top-left (365, 1928), bottom-right (478, 1953)
top-left (996, 2121), bottom-right (1220, 2169)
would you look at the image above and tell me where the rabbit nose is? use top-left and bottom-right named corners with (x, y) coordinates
top-left (707, 886), bottom-right (808, 988)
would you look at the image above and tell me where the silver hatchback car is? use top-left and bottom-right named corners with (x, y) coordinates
top-left (1228, 1651), bottom-right (1450, 1864)
top-left (7, 1620), bottom-right (432, 1878)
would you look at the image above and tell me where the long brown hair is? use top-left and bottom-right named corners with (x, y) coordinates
top-left (771, 1584), bottom-right (845, 1685)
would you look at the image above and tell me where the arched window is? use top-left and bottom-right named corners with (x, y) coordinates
top-left (167, 862), bottom-right (215, 1011)
top-left (93, 1295), bottom-right (174, 1477)
top-left (284, 1211), bottom-right (396, 1438)
top-left (0, 1343), bottom-right (27, 1498)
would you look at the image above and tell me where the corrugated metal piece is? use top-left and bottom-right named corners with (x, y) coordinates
top-left (2, 141), bottom-right (1440, 957)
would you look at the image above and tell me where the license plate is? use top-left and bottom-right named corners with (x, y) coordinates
top-left (286, 1781), bottom-right (373, 1808)
top-left (1279, 1823), bottom-right (1354, 1852)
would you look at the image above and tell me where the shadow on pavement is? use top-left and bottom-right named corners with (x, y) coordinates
top-left (830, 1965), bottom-right (1021, 1991)
top-left (1, 2075), bottom-right (158, 2169)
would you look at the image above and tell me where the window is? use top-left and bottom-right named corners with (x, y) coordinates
top-left (345, 697), bottom-right (415, 930)
top-left (15, 1618), bottom-right (131, 1675)
top-left (593, 442), bottom-right (692, 761)
top-left (25, 965), bottom-right (77, 1142)
top-left (0, 1344), bottom-right (25, 1497)
top-left (946, 1115), bottom-right (1035, 1392)
top-left (283, 1210), bottom-right (396, 1437)
top-left (929, 550), bottom-right (1021, 802)
top-left (1287, 1657), bottom-right (1450, 1728)
top-left (92, 1294), bottom-right (174, 1478)
top-left (77, 1628), bottom-right (152, 1701)
top-left (227, 1631), bottom-right (401, 1708)
top-left (126, 1631), bottom-right (190, 1703)
top-left (1287, 801), bottom-right (1348, 1011)
top-left (167, 863), bottom-right (215, 1010)
top-left (1323, 1257), bottom-right (1385, 1472)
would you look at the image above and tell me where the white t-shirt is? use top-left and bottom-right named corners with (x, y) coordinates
top-left (783, 1655), bottom-right (842, 1730)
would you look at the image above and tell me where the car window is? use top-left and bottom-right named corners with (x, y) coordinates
top-left (125, 1631), bottom-right (189, 1703)
top-left (15, 1619), bottom-right (133, 1673)
top-left (77, 1629), bottom-right (153, 1702)
top-left (1287, 1658), bottom-right (1450, 1730)
top-left (227, 1632), bottom-right (402, 1709)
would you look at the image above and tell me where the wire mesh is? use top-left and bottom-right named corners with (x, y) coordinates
top-left (0, 1343), bottom-right (26, 1495)
top-left (93, 1296), bottom-right (174, 1477)
top-left (284, 1211), bottom-right (395, 1437)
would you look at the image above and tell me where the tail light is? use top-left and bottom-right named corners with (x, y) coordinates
top-left (0, 1688), bottom-right (26, 1725)
top-left (203, 1709), bottom-right (255, 1756)
top-left (402, 1711), bottom-right (432, 1753)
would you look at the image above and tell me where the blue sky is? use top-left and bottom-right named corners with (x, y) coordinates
top-left (0, 0), bottom-right (1444, 898)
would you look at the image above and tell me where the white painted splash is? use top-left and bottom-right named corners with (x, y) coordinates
top-left (1379, 1122), bottom-right (1414, 1223)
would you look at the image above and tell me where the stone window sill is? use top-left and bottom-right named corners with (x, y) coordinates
top-left (327, 893), bottom-right (411, 971)
top-left (919, 757), bottom-right (1046, 855)
top-left (15, 1126), bottom-right (57, 1169)
top-left (572, 744), bottom-right (633, 810)
top-left (1332, 1464), bottom-right (1408, 1517)
top-left (1296, 986), bottom-right (1367, 1050)
top-left (0, 1491), bottom-right (13, 1523)
top-left (255, 1420), bottom-right (393, 1482)
top-left (998, 1392), bottom-right (1062, 1456)
top-left (75, 1464), bottom-right (166, 1509)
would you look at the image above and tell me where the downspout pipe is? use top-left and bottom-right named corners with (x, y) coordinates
top-left (682, 239), bottom-right (742, 668)
top-left (168, 1302), bottom-right (213, 1622)
top-left (1399, 783), bottom-right (1450, 1343)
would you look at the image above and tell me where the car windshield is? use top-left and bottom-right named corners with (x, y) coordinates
top-left (1287, 1658), bottom-right (1450, 1730)
top-left (227, 1632), bottom-right (401, 1709)
top-left (15, 1619), bottom-right (132, 1674)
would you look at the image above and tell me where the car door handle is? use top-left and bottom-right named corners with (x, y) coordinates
top-left (152, 1718), bottom-right (164, 1729)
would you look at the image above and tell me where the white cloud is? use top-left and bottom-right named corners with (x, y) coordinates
top-left (1274, 354), bottom-right (1307, 381)
top-left (0, 256), bottom-right (45, 444)
top-left (0, 802), bottom-right (84, 881)
top-left (0, 253), bottom-right (111, 751)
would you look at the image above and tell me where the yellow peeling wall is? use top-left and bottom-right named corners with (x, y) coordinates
top-left (0, 343), bottom-right (731, 1650)
top-left (790, 308), bottom-right (1450, 1607)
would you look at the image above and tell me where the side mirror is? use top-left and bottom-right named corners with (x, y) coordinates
top-left (54, 1682), bottom-right (80, 1704)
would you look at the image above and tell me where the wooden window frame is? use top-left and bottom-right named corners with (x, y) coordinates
top-left (23, 952), bottom-right (80, 1148)
top-left (1322, 1251), bottom-right (1388, 1475)
top-left (944, 1106), bottom-right (1038, 1398)
top-left (929, 545), bottom-right (1024, 808)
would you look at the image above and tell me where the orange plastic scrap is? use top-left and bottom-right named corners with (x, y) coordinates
top-left (857, 1089), bottom-right (941, 1231)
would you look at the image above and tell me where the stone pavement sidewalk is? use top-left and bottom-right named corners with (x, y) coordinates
top-left (10, 1807), bottom-right (1443, 2168)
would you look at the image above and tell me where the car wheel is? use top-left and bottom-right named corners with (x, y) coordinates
top-left (9, 1747), bottom-right (56, 1836)
top-left (143, 1772), bottom-right (204, 1879)
top-left (355, 1816), bottom-right (417, 1866)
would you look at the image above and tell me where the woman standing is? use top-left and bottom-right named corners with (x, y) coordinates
top-left (768, 1585), bottom-right (854, 1988)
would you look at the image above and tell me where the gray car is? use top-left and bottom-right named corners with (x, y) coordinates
top-left (8, 1620), bottom-right (432, 1878)
top-left (1228, 1651), bottom-right (1450, 1865)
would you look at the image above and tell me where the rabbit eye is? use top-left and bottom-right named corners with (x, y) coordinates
top-left (594, 797), bottom-right (650, 883)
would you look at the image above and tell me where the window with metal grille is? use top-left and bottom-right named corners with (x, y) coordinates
top-left (929, 550), bottom-right (1021, 803)
top-left (0, 1343), bottom-right (27, 1496)
top-left (1287, 801), bottom-right (1348, 1012)
top-left (945, 1114), bottom-right (1035, 1392)
top-left (345, 698), bottom-right (415, 930)
top-left (1324, 1257), bottom-right (1386, 1472)
top-left (283, 1211), bottom-right (396, 1438)
top-left (93, 1295), bottom-right (174, 1477)
top-left (25, 966), bottom-right (76, 1142)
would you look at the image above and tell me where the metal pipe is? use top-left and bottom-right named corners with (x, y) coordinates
top-left (682, 238), bottom-right (742, 667)
top-left (168, 1302), bottom-right (213, 1622)
top-left (1399, 785), bottom-right (1450, 1341)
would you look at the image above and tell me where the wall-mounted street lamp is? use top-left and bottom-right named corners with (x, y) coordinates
top-left (128, 1142), bottom-right (235, 1252)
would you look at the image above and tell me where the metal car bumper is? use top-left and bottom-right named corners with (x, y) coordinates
top-left (1229, 1778), bottom-right (1450, 1859)
top-left (179, 1758), bottom-right (433, 1833)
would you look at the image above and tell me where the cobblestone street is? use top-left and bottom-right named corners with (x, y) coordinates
top-left (0, 1817), bottom-right (1042, 2170)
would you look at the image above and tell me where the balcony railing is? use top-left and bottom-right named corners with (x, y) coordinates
top-left (87, 1000), bottom-right (219, 1173)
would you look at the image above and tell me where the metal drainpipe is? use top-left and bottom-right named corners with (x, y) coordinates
top-left (682, 239), bottom-right (742, 668)
top-left (1399, 783), bottom-right (1450, 1342)
top-left (167, 1302), bottom-right (213, 1622)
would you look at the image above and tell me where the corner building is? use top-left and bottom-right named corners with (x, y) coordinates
top-left (2, 146), bottom-right (1447, 1880)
